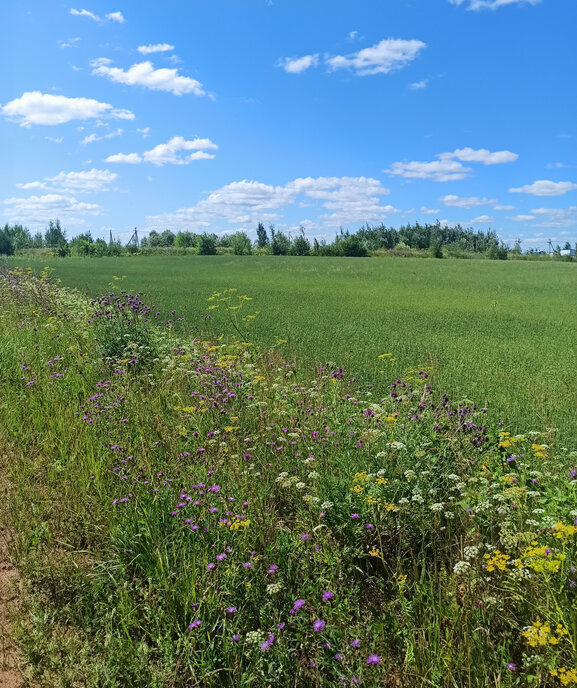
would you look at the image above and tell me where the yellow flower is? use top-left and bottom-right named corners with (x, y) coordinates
top-left (369, 547), bottom-right (380, 557)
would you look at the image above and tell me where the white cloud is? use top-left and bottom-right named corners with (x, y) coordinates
top-left (70, 8), bottom-right (99, 21)
top-left (440, 194), bottom-right (497, 208)
top-left (1, 91), bottom-right (134, 127)
top-left (386, 146), bottom-right (518, 182)
top-left (59, 37), bottom-right (81, 49)
top-left (3, 193), bottom-right (101, 222)
top-left (137, 127), bottom-right (150, 138)
top-left (70, 8), bottom-right (125, 22)
top-left (420, 206), bottom-right (440, 214)
top-left (509, 180), bottom-right (577, 196)
top-left (45, 136), bottom-right (63, 143)
top-left (386, 155), bottom-right (470, 182)
top-left (449, 0), bottom-right (541, 10)
top-left (530, 207), bottom-right (577, 228)
top-left (81, 127), bottom-right (123, 144)
top-left (451, 147), bottom-right (518, 165)
top-left (280, 54), bottom-right (319, 74)
top-left (137, 43), bottom-right (175, 55)
top-left (347, 31), bottom-right (359, 40)
top-left (105, 152), bottom-right (142, 164)
top-left (16, 169), bottom-right (117, 194)
top-left (493, 204), bottom-right (515, 210)
top-left (106, 11), bottom-right (125, 23)
top-left (470, 215), bottom-right (494, 223)
top-left (105, 136), bottom-right (217, 165)
top-left (326, 38), bottom-right (425, 76)
top-left (91, 59), bottom-right (205, 96)
top-left (146, 175), bottom-right (393, 230)
top-left (409, 80), bottom-right (428, 90)
top-left (512, 214), bottom-right (536, 221)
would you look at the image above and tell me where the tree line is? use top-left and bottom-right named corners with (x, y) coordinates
top-left (1, 219), bottom-right (574, 259)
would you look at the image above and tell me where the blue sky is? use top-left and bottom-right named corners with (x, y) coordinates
top-left (1, 0), bottom-right (576, 249)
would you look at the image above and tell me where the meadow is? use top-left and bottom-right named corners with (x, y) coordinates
top-left (1, 259), bottom-right (577, 687)
top-left (4, 254), bottom-right (577, 438)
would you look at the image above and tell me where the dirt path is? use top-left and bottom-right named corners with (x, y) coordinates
top-left (0, 482), bottom-right (23, 687)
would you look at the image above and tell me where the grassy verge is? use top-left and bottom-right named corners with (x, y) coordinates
top-left (0, 267), bottom-right (576, 687)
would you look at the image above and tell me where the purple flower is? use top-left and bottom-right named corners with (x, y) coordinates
top-left (322, 591), bottom-right (334, 602)
top-left (267, 564), bottom-right (279, 574)
top-left (334, 653), bottom-right (343, 661)
top-left (209, 484), bottom-right (221, 493)
top-left (293, 599), bottom-right (306, 611)
top-left (313, 619), bottom-right (325, 632)
top-left (259, 641), bottom-right (271, 652)
top-left (242, 562), bottom-right (253, 569)
top-left (350, 638), bottom-right (361, 648)
top-left (206, 562), bottom-right (215, 571)
top-left (231, 634), bottom-right (240, 642)
top-left (276, 622), bottom-right (285, 630)
top-left (366, 654), bottom-right (381, 666)
top-left (216, 553), bottom-right (227, 561)
top-left (226, 606), bottom-right (236, 614)
top-left (365, 523), bottom-right (375, 530)
top-left (350, 513), bottom-right (360, 519)
top-left (300, 533), bottom-right (310, 541)
top-left (188, 619), bottom-right (202, 630)
top-left (506, 663), bottom-right (516, 671)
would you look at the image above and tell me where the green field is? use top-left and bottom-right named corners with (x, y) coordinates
top-left (5, 254), bottom-right (577, 437)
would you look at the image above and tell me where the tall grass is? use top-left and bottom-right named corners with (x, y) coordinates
top-left (0, 267), bottom-right (576, 687)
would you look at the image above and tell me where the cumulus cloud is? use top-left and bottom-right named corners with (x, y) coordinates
top-left (440, 194), bottom-right (497, 208)
top-left (81, 127), bottom-right (123, 144)
top-left (1, 91), bottom-right (134, 126)
top-left (106, 11), bottom-right (125, 23)
top-left (386, 146), bottom-right (518, 182)
top-left (449, 0), bottom-right (541, 10)
top-left (59, 37), bottom-right (81, 49)
top-left (3, 193), bottom-right (101, 223)
top-left (146, 176), bottom-right (394, 230)
top-left (470, 215), bottom-right (494, 223)
top-left (420, 206), bottom-right (440, 214)
top-left (408, 80), bottom-right (428, 90)
top-left (281, 39), bottom-right (425, 77)
top-left (509, 180), bottom-right (577, 196)
top-left (326, 39), bottom-right (425, 75)
top-left (105, 136), bottom-right (217, 165)
top-left (137, 43), bottom-right (175, 54)
top-left (280, 54), bottom-right (319, 74)
top-left (91, 59), bottom-right (205, 96)
top-left (16, 169), bottom-right (117, 194)
top-left (451, 147), bottom-right (518, 164)
top-left (70, 8), bottom-right (125, 22)
top-left (512, 214), bottom-right (536, 221)
top-left (529, 206), bottom-right (577, 228)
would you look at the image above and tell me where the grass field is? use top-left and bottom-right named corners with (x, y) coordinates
top-left (5, 254), bottom-right (577, 439)
top-left (1, 264), bottom-right (577, 686)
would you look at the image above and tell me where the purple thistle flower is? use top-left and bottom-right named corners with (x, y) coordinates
top-left (267, 564), bottom-right (279, 574)
top-left (300, 533), bottom-right (310, 541)
top-left (350, 513), bottom-right (360, 519)
top-left (293, 599), bottom-right (306, 611)
top-left (350, 638), bottom-right (361, 648)
top-left (322, 591), bottom-right (334, 602)
top-left (366, 654), bottom-right (381, 666)
top-left (226, 606), bottom-right (236, 614)
top-left (276, 622), bottom-right (285, 630)
top-left (259, 641), bottom-right (271, 652)
top-left (231, 634), bottom-right (240, 642)
top-left (242, 562), bottom-right (253, 569)
top-left (313, 619), bottom-right (326, 632)
top-left (506, 663), bottom-right (516, 671)
top-left (206, 562), bottom-right (215, 571)
top-left (188, 619), bottom-right (202, 630)
top-left (216, 553), bottom-right (227, 561)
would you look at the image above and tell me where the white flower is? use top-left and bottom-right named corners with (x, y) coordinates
top-left (320, 501), bottom-right (333, 510)
top-left (431, 503), bottom-right (444, 513)
top-left (463, 546), bottom-right (479, 560)
top-left (387, 441), bottom-right (406, 450)
top-left (453, 561), bottom-right (471, 575)
top-left (295, 482), bottom-right (306, 490)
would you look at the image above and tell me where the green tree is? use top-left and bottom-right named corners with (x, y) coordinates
top-left (0, 228), bottom-right (14, 255)
top-left (271, 230), bottom-right (291, 255)
top-left (44, 219), bottom-right (67, 248)
top-left (290, 227), bottom-right (311, 256)
top-left (256, 222), bottom-right (269, 249)
top-left (230, 231), bottom-right (252, 255)
top-left (197, 233), bottom-right (217, 255)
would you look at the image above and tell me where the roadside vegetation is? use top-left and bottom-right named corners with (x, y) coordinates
top-left (0, 267), bottom-right (576, 687)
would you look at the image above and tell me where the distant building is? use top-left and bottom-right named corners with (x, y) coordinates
top-left (560, 249), bottom-right (576, 257)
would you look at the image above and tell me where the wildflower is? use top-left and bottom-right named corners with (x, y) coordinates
top-left (300, 533), bottom-right (310, 541)
top-left (226, 606), bottom-right (236, 614)
top-left (507, 663), bottom-right (516, 671)
top-left (322, 591), bottom-right (335, 602)
top-left (366, 654), bottom-right (381, 665)
top-left (188, 619), bottom-right (202, 630)
top-left (216, 553), bottom-right (227, 561)
top-left (231, 634), bottom-right (240, 642)
top-left (350, 513), bottom-right (360, 519)
top-left (243, 562), bottom-right (253, 568)
top-left (206, 562), bottom-right (215, 571)
top-left (259, 641), bottom-right (271, 651)
top-left (276, 622), bottom-right (285, 630)
top-left (313, 619), bottom-right (326, 632)
top-left (350, 638), bottom-right (361, 648)
top-left (293, 599), bottom-right (306, 611)
top-left (267, 563), bottom-right (279, 574)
